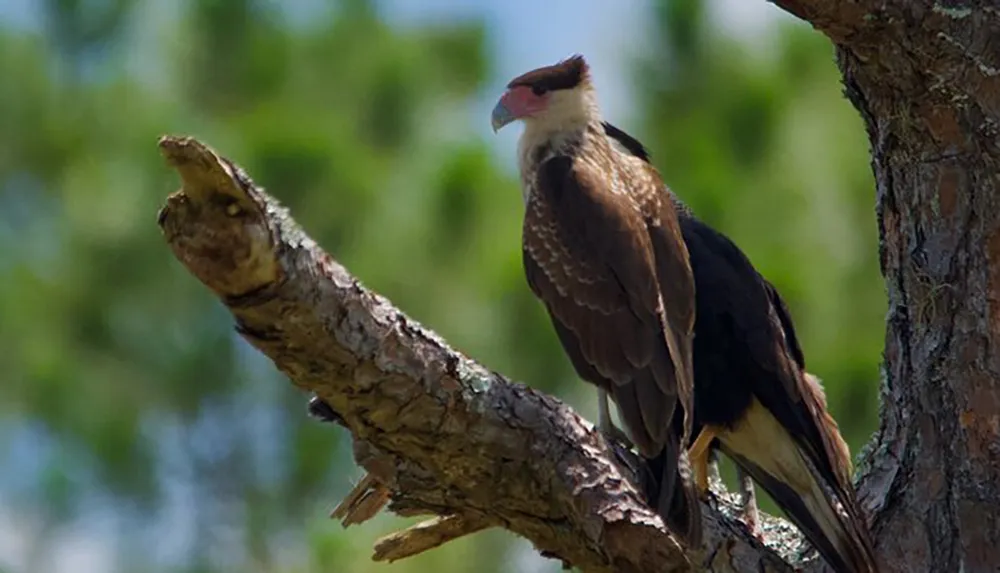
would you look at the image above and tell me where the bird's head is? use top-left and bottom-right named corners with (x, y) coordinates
top-left (491, 54), bottom-right (596, 136)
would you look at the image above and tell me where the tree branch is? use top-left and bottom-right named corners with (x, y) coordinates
top-left (372, 514), bottom-right (492, 563)
top-left (156, 135), bottom-right (813, 573)
top-left (772, 0), bottom-right (1000, 111)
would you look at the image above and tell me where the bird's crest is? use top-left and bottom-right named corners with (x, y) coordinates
top-left (507, 54), bottom-right (591, 93)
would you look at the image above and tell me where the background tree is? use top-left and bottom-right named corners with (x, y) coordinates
top-left (0, 1), bottom-right (896, 572)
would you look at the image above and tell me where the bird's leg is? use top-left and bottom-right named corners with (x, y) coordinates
top-left (707, 448), bottom-right (722, 485)
top-left (598, 388), bottom-right (634, 449)
top-left (687, 426), bottom-right (718, 498)
top-left (598, 387), bottom-right (613, 433)
top-left (736, 466), bottom-right (761, 537)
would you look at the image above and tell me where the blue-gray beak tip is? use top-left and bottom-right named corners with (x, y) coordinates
top-left (491, 101), bottom-right (515, 133)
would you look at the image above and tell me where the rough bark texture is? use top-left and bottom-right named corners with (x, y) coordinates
top-left (770, 0), bottom-right (1000, 571)
top-left (157, 2), bottom-right (1000, 570)
top-left (157, 137), bottom-right (798, 573)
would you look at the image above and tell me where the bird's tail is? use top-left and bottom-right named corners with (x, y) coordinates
top-left (645, 438), bottom-right (703, 549)
top-left (717, 398), bottom-right (877, 573)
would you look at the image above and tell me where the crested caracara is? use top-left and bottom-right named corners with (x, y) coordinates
top-left (492, 54), bottom-right (701, 547)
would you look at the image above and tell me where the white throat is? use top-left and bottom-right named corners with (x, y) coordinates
top-left (515, 88), bottom-right (601, 203)
top-left (520, 88), bottom-right (599, 146)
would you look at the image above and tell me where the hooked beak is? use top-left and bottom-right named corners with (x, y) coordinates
top-left (491, 99), bottom-right (516, 133)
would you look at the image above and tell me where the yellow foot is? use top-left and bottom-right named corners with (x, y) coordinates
top-left (687, 426), bottom-right (718, 498)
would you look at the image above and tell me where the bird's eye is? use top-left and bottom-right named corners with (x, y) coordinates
top-left (531, 85), bottom-right (548, 96)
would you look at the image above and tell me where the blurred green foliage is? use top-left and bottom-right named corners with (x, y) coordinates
top-left (0, 1), bottom-right (882, 572)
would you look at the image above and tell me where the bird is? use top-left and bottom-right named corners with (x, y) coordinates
top-left (491, 54), bottom-right (702, 547)
top-left (600, 118), bottom-right (878, 572)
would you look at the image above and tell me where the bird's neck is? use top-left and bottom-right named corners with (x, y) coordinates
top-left (517, 126), bottom-right (581, 168)
top-left (517, 109), bottom-right (605, 205)
top-left (520, 89), bottom-right (600, 146)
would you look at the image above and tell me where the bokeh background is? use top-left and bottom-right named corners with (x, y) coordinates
top-left (0, 1), bottom-right (884, 572)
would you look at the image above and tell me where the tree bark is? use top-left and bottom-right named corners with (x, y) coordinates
top-left (771, 1), bottom-right (1000, 571)
top-left (156, 2), bottom-right (1000, 570)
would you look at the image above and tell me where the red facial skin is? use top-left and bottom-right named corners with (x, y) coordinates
top-left (492, 85), bottom-right (550, 131)
top-left (500, 85), bottom-right (550, 118)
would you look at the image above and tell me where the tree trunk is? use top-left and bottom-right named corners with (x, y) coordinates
top-left (774, 1), bottom-right (1000, 570)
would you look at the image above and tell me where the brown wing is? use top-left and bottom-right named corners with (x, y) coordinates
top-left (643, 180), bottom-right (697, 445)
top-left (522, 154), bottom-right (693, 457)
top-left (764, 278), bottom-right (853, 488)
top-left (757, 281), bottom-right (853, 490)
top-left (757, 284), bottom-right (876, 570)
top-left (763, 279), bottom-right (805, 370)
top-left (763, 280), bottom-right (855, 484)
